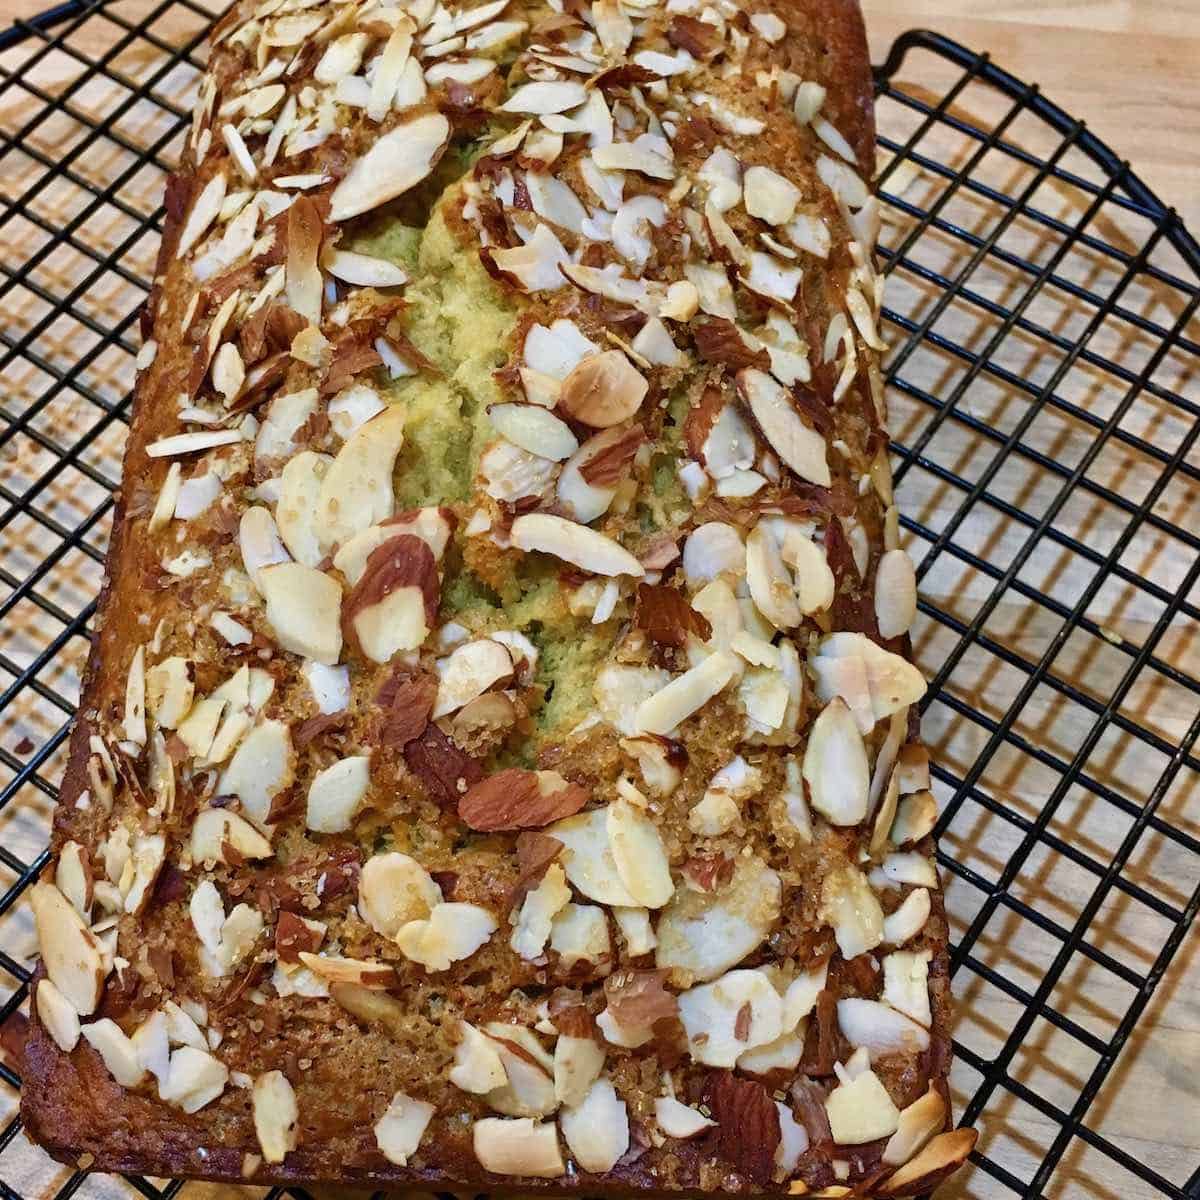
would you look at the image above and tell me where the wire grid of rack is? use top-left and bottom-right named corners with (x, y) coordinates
top-left (0, 4), bottom-right (1198, 1200)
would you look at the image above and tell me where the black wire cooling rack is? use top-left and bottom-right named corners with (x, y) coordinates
top-left (1, 5), bottom-right (1199, 1200)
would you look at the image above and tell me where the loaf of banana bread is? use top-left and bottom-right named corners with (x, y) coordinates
top-left (21, 0), bottom-right (976, 1191)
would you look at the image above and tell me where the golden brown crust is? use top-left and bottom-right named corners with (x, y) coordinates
top-left (22, 0), bottom-right (972, 1191)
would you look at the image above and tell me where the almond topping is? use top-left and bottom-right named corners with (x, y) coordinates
top-left (30, 882), bottom-right (105, 1016)
top-left (473, 1117), bottom-right (564, 1177)
top-left (558, 349), bottom-right (648, 428)
top-left (511, 513), bottom-right (644, 577)
top-left (736, 368), bottom-right (830, 487)
top-left (459, 768), bottom-right (588, 832)
top-left (329, 113), bottom-right (451, 222)
top-left (253, 1071), bottom-right (299, 1164)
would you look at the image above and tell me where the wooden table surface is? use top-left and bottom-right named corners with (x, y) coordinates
top-left (0, 3), bottom-right (1197, 1200)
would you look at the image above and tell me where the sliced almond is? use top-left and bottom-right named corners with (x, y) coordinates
top-left (259, 563), bottom-right (343, 665)
top-left (876, 548), bottom-right (917, 639)
top-left (656, 856), bottom-right (781, 983)
top-left (359, 852), bottom-right (442, 939)
top-left (547, 808), bottom-right (638, 907)
top-left (315, 405), bottom-right (406, 550)
top-left (160, 1045), bottom-right (229, 1113)
top-left (499, 80), bottom-right (587, 114)
top-left (483, 1032), bottom-right (557, 1118)
top-left (374, 1091), bottom-right (435, 1166)
top-left (803, 698), bottom-right (869, 826)
top-left (298, 952), bottom-right (396, 989)
top-left (253, 1071), bottom-right (299, 1164)
top-left (486, 223), bottom-right (570, 292)
top-left (473, 1116), bottom-right (564, 1177)
top-left (553, 1033), bottom-right (605, 1107)
top-left (178, 172), bottom-right (227, 257)
top-left (490, 404), bottom-right (579, 461)
top-left (123, 833), bottom-right (166, 915)
top-left (82, 1018), bottom-right (145, 1087)
top-left (329, 113), bottom-right (450, 222)
top-left (511, 513), bottom-right (644, 577)
top-left (891, 791), bottom-right (938, 846)
top-left (881, 851), bottom-right (938, 888)
top-left (55, 842), bottom-right (92, 917)
top-left (883, 887), bottom-right (932, 946)
top-left (635, 650), bottom-right (738, 736)
top-left (896, 744), bottom-right (931, 794)
top-left (396, 902), bottom-right (497, 971)
top-left (825, 1067), bottom-right (900, 1145)
top-left (558, 349), bottom-right (647, 428)
top-left (217, 719), bottom-right (295, 827)
top-left (36, 978), bottom-right (80, 1052)
top-left (606, 799), bottom-right (673, 908)
top-left (451, 1021), bottom-right (509, 1094)
top-left (30, 882), bottom-right (105, 1016)
top-left (745, 524), bottom-right (801, 629)
top-left (837, 997), bottom-right (930, 1061)
top-left (811, 632), bottom-right (926, 733)
top-left (433, 639), bottom-right (514, 718)
top-left (744, 164), bottom-right (800, 225)
top-left (560, 1078), bottom-right (629, 1174)
top-left (656, 1096), bottom-right (716, 1138)
top-left (306, 755), bottom-right (371, 833)
top-left (883, 950), bottom-right (932, 1028)
top-left (239, 506), bottom-right (291, 591)
top-left (556, 426), bottom-right (629, 524)
top-left (276, 451), bottom-right (331, 567)
top-left (736, 368), bottom-right (830, 487)
top-left (876, 1128), bottom-right (977, 1196)
top-left (677, 967), bottom-right (784, 1066)
top-left (510, 862), bottom-right (571, 961)
top-left (819, 865), bottom-right (884, 960)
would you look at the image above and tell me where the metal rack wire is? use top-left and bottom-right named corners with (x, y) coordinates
top-left (0, 5), bottom-right (1198, 1200)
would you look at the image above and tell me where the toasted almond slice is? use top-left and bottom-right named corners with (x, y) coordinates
top-left (324, 249), bottom-right (407, 288)
top-left (375, 1091), bottom-right (435, 1166)
top-left (819, 865), bottom-right (884, 959)
top-left (473, 1116), bottom-right (564, 1177)
top-left (277, 450), bottom-right (332, 567)
top-left (160, 1045), bottom-right (229, 1113)
top-left (678, 967), bottom-right (784, 1067)
top-left (499, 80), bottom-right (587, 114)
top-left (55, 842), bottom-right (92, 918)
top-left (560, 1078), bottom-right (629, 1174)
top-left (825, 1067), bottom-right (900, 1145)
top-left (253, 1071), bottom-right (299, 1164)
top-left (306, 755), bottom-right (371, 833)
top-left (812, 632), bottom-right (926, 732)
top-left (870, 766), bottom-right (901, 856)
top-left (891, 790), bottom-right (938, 846)
top-left (434, 639), bottom-right (515, 718)
top-left (553, 1033), bottom-right (605, 1107)
top-left (191, 808), bottom-right (272, 865)
top-left (837, 997), bottom-right (930, 1061)
top-left (883, 949), bottom-right (932, 1028)
top-left (487, 223), bottom-right (570, 292)
top-left (315, 405), bottom-right (406, 550)
top-left (556, 426), bottom-right (628, 524)
top-left (736, 368), bottom-right (829, 486)
top-left (744, 165), bottom-right (800, 225)
top-left (178, 172), bottom-right (227, 257)
top-left (656, 1095), bottom-right (716, 1138)
top-left (656, 856), bottom-right (781, 983)
top-left (30, 882), bottom-right (105, 1015)
top-left (546, 808), bottom-right (638, 907)
top-left (483, 1034), bottom-right (557, 1118)
top-left (239, 506), bottom-right (291, 591)
top-left (359, 852), bottom-right (442, 939)
top-left (880, 850), bottom-right (938, 888)
top-left (510, 862), bottom-right (571, 961)
top-left (558, 349), bottom-right (647, 428)
top-left (82, 1018), bottom-right (145, 1087)
top-left (804, 698), bottom-right (869, 826)
top-left (607, 799), bottom-right (673, 908)
top-left (217, 718), bottom-right (295, 827)
top-left (745, 524), bottom-right (801, 630)
top-left (123, 833), bottom-right (166, 915)
top-left (511, 513), bottom-right (643, 577)
top-left (896, 743), bottom-right (930, 794)
top-left (36, 978), bottom-right (80, 1052)
top-left (451, 1021), bottom-right (508, 1094)
top-left (329, 113), bottom-right (450, 222)
top-left (259, 563), bottom-right (343, 665)
top-left (883, 887), bottom-right (931, 946)
top-left (876, 548), bottom-right (917, 639)
top-left (299, 952), bottom-right (396, 989)
top-left (395, 903), bottom-right (497, 971)
top-left (876, 1129), bottom-right (978, 1196)
top-left (146, 429), bottom-right (243, 458)
top-left (490, 403), bottom-right (579, 460)
top-left (635, 650), bottom-right (738, 736)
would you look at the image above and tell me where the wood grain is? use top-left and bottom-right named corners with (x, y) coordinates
top-left (0, 3), bottom-right (1196, 1200)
